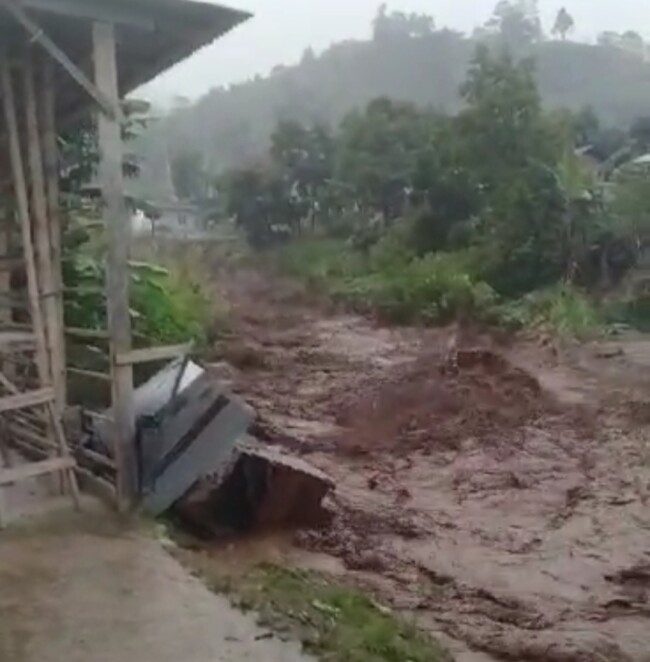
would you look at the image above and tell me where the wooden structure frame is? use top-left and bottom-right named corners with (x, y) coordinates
top-left (0, 0), bottom-right (249, 512)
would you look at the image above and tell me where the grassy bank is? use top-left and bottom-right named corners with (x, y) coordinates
top-left (275, 237), bottom-right (605, 338)
top-left (174, 546), bottom-right (451, 662)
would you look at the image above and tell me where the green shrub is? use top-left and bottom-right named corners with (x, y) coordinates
top-left (332, 251), bottom-right (499, 324)
top-left (504, 285), bottom-right (602, 337)
top-left (276, 239), bottom-right (366, 288)
top-left (130, 264), bottom-right (212, 345)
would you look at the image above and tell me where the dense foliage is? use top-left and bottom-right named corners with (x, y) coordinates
top-left (218, 41), bottom-right (650, 334)
top-left (60, 104), bottom-right (212, 346)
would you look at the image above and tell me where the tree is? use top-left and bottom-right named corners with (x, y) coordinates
top-left (170, 149), bottom-right (207, 200)
top-left (458, 47), bottom-right (556, 185)
top-left (336, 98), bottom-right (436, 219)
top-left (597, 31), bottom-right (621, 48)
top-left (630, 116), bottom-right (650, 151)
top-left (485, 0), bottom-right (543, 51)
top-left (621, 31), bottom-right (645, 58)
top-left (373, 5), bottom-right (435, 41)
top-left (552, 8), bottom-right (574, 41)
top-left (458, 47), bottom-right (567, 294)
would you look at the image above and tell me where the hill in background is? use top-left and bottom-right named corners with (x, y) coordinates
top-left (134, 5), bottom-right (650, 197)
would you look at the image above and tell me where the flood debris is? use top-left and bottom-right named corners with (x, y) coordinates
top-left (82, 357), bottom-right (334, 530)
top-left (177, 438), bottom-right (335, 538)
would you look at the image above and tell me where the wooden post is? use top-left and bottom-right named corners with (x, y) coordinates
top-left (41, 56), bottom-right (67, 413)
top-left (1, 60), bottom-right (50, 386)
top-left (24, 51), bottom-right (63, 409)
top-left (0, 210), bottom-right (10, 326)
top-left (92, 22), bottom-right (136, 511)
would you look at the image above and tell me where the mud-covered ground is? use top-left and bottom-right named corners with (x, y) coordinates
top-left (213, 266), bottom-right (650, 662)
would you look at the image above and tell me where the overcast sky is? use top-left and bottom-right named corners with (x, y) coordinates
top-left (140, 0), bottom-right (649, 103)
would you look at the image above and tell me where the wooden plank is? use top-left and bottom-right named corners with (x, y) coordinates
top-left (47, 402), bottom-right (81, 509)
top-left (64, 327), bottom-right (109, 340)
top-left (116, 343), bottom-right (192, 366)
top-left (67, 366), bottom-right (112, 382)
top-left (42, 56), bottom-right (67, 413)
top-left (93, 22), bottom-right (136, 512)
top-left (0, 457), bottom-right (75, 485)
top-left (0, 217), bottom-right (10, 326)
top-left (77, 446), bottom-right (116, 471)
top-left (0, 369), bottom-right (18, 394)
top-left (24, 51), bottom-right (63, 410)
top-left (0, 257), bottom-right (25, 271)
top-left (0, 388), bottom-right (54, 414)
top-left (0, 59), bottom-right (51, 386)
top-left (2, 2), bottom-right (121, 121)
top-left (8, 424), bottom-right (58, 451)
top-left (7, 436), bottom-right (49, 462)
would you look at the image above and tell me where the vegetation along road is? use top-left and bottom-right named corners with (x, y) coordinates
top-left (132, 3), bottom-right (650, 660)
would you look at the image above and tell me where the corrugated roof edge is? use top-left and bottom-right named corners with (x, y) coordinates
top-left (122, 1), bottom-right (253, 93)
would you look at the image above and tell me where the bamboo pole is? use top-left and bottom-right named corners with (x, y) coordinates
top-left (0, 210), bottom-right (10, 326)
top-left (93, 22), bottom-right (136, 511)
top-left (0, 60), bottom-right (50, 385)
top-left (41, 56), bottom-right (67, 413)
top-left (24, 51), bottom-right (64, 411)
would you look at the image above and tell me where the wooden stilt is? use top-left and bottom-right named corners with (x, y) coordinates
top-left (0, 58), bottom-right (80, 522)
top-left (41, 57), bottom-right (67, 414)
top-left (47, 402), bottom-right (80, 509)
top-left (92, 22), bottom-right (136, 511)
top-left (23, 51), bottom-right (62, 408)
top-left (1, 60), bottom-right (50, 384)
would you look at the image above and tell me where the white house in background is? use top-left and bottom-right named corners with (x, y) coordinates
top-left (131, 200), bottom-right (204, 238)
top-left (153, 201), bottom-right (201, 237)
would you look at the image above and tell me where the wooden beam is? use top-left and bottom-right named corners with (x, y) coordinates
top-left (24, 51), bottom-right (63, 409)
top-left (1, 2), bottom-right (122, 121)
top-left (77, 446), bottom-right (116, 471)
top-left (42, 56), bottom-right (67, 412)
top-left (0, 257), bottom-right (25, 271)
top-left (67, 366), bottom-right (111, 382)
top-left (47, 401), bottom-right (81, 509)
top-left (115, 343), bottom-right (192, 366)
top-left (0, 214), bottom-right (10, 326)
top-left (0, 456), bottom-right (74, 485)
top-left (21, 0), bottom-right (156, 30)
top-left (64, 326), bottom-right (109, 340)
top-left (93, 22), bottom-right (136, 512)
top-left (0, 388), bottom-right (54, 414)
top-left (1, 60), bottom-right (51, 386)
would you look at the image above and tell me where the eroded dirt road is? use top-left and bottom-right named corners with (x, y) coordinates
top-left (215, 267), bottom-right (650, 662)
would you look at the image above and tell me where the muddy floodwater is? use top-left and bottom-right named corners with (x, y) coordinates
top-left (213, 266), bottom-right (650, 662)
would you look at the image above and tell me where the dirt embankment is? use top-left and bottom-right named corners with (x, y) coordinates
top-left (214, 266), bottom-right (650, 662)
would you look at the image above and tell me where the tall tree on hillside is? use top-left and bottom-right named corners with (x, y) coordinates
top-left (621, 31), bottom-right (645, 58)
top-left (337, 98), bottom-right (436, 219)
top-left (373, 4), bottom-right (435, 40)
top-left (170, 149), bottom-right (206, 200)
top-left (459, 46), bottom-right (567, 294)
top-left (486, 0), bottom-right (543, 51)
top-left (552, 8), bottom-right (575, 40)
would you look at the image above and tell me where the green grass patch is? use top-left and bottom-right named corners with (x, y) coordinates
top-left (276, 238), bottom-right (500, 326)
top-left (499, 285), bottom-right (603, 338)
top-left (174, 548), bottom-right (451, 662)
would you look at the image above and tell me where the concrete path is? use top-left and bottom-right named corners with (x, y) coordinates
top-left (0, 511), bottom-right (314, 662)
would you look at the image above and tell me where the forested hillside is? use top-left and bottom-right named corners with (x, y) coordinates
top-left (135, 2), bottom-right (650, 190)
